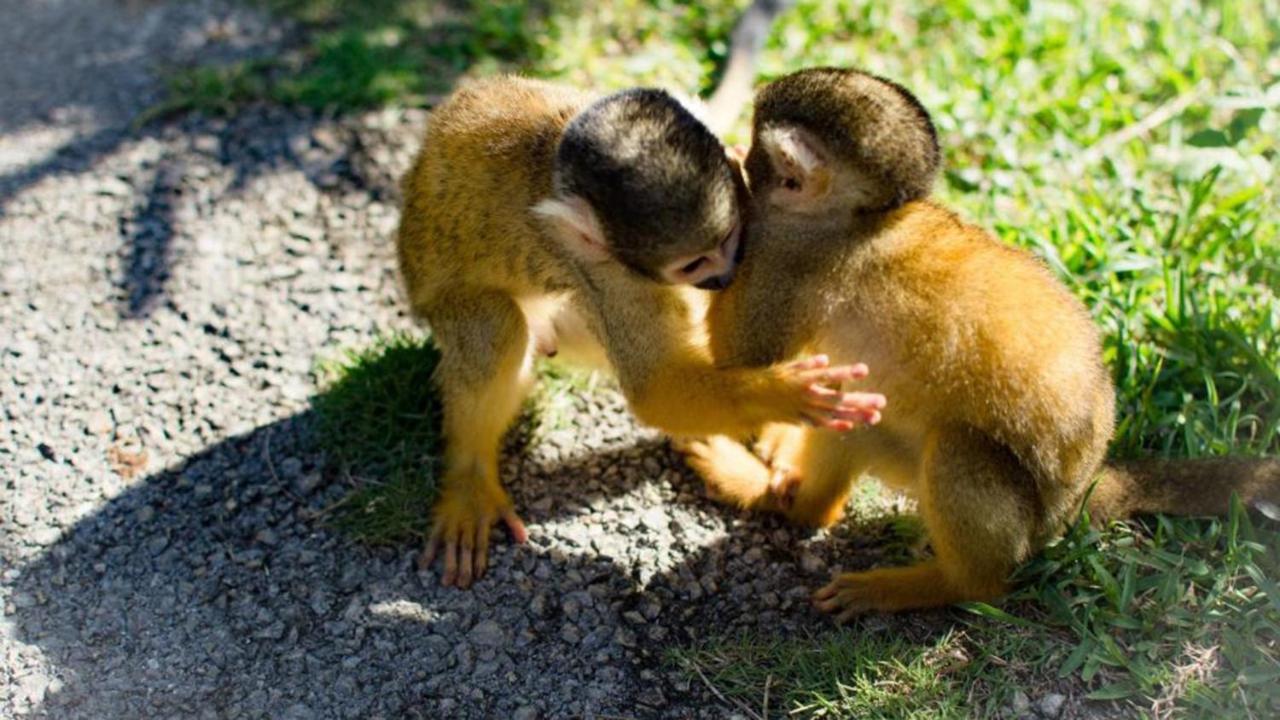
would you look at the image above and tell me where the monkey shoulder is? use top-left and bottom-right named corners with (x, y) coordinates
top-left (397, 77), bottom-right (591, 299)
top-left (422, 77), bottom-right (590, 171)
top-left (864, 202), bottom-right (1102, 399)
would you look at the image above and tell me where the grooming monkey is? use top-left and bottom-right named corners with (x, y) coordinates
top-left (395, 5), bottom-right (885, 589)
top-left (678, 67), bottom-right (1280, 620)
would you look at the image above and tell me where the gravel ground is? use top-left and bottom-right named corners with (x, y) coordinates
top-left (0, 87), bottom-right (878, 714)
top-left (0, 2), bottom-right (1070, 719)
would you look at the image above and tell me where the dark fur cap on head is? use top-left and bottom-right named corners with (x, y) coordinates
top-left (554, 88), bottom-right (739, 276)
top-left (753, 67), bottom-right (941, 210)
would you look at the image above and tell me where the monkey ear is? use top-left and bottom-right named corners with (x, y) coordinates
top-left (763, 127), bottom-right (833, 207)
top-left (532, 195), bottom-right (612, 263)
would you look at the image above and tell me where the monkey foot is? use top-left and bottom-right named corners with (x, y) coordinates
top-left (675, 435), bottom-right (805, 516)
top-left (421, 483), bottom-right (528, 589)
top-left (813, 570), bottom-right (898, 623)
top-left (813, 563), bottom-right (994, 621)
top-left (675, 435), bottom-right (777, 510)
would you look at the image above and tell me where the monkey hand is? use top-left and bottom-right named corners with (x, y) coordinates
top-left (770, 355), bottom-right (885, 431)
top-left (420, 481), bottom-right (528, 589)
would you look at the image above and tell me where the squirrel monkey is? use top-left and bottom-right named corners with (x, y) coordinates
top-left (679, 68), bottom-right (1280, 620)
top-left (396, 66), bottom-right (882, 583)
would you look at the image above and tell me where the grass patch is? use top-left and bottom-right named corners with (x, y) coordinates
top-left (526, 358), bottom-right (607, 438)
top-left (679, 502), bottom-right (1279, 718)
top-left (147, 0), bottom-right (751, 119)
top-left (311, 334), bottom-right (606, 543)
top-left (312, 333), bottom-right (441, 544)
top-left (672, 628), bottom-right (1041, 719)
top-left (146, 0), bottom-right (550, 119)
top-left (994, 498), bottom-right (1280, 716)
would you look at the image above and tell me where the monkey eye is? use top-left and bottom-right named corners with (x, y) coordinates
top-left (783, 177), bottom-right (800, 191)
top-left (680, 257), bottom-right (708, 275)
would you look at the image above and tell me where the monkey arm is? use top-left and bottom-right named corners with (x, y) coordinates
top-left (575, 267), bottom-right (882, 437)
top-left (623, 349), bottom-right (882, 437)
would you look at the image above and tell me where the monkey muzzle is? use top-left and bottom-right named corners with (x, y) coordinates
top-left (694, 226), bottom-right (747, 291)
top-left (695, 270), bottom-right (736, 291)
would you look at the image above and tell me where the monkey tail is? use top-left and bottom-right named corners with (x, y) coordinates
top-left (703, 0), bottom-right (796, 134)
top-left (1088, 456), bottom-right (1280, 523)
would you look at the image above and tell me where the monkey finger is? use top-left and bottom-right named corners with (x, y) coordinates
top-left (788, 354), bottom-right (830, 372)
top-left (804, 411), bottom-right (855, 431)
top-left (474, 525), bottom-right (492, 582)
top-left (814, 596), bottom-right (844, 614)
top-left (802, 406), bottom-right (851, 428)
top-left (457, 542), bottom-right (475, 589)
top-left (420, 525), bottom-right (445, 571)
top-left (803, 399), bottom-right (865, 417)
top-left (825, 411), bottom-right (879, 429)
top-left (820, 407), bottom-right (883, 428)
top-left (805, 387), bottom-right (851, 415)
top-left (801, 367), bottom-right (869, 397)
top-left (805, 383), bottom-right (842, 401)
top-left (442, 538), bottom-right (459, 587)
top-left (814, 363), bottom-right (870, 384)
top-left (837, 391), bottom-right (886, 411)
top-left (825, 399), bottom-right (886, 423)
top-left (502, 509), bottom-right (529, 544)
top-left (813, 582), bottom-right (839, 602)
top-left (826, 407), bottom-right (872, 422)
top-left (802, 398), bottom-right (861, 422)
top-left (813, 593), bottom-right (839, 610)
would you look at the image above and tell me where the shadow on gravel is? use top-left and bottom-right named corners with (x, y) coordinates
top-left (96, 103), bottom-right (424, 321)
top-left (10, 402), bottom-right (938, 717)
top-left (0, 0), bottom-right (560, 321)
top-left (10, 409), bottom-right (634, 716)
top-left (0, 0), bottom-right (277, 207)
top-left (120, 161), bottom-right (180, 318)
top-left (0, 0), bottom-right (284, 321)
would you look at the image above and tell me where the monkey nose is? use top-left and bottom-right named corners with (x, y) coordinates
top-left (695, 269), bottom-right (736, 291)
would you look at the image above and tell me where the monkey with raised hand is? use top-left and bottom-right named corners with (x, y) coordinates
top-left (678, 67), bottom-right (1279, 620)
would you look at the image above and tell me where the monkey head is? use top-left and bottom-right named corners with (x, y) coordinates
top-left (744, 67), bottom-right (940, 217)
top-left (535, 88), bottom-right (747, 290)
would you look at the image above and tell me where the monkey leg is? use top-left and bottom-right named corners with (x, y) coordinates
top-left (548, 302), bottom-right (610, 370)
top-left (754, 423), bottom-right (807, 474)
top-left (676, 435), bottom-right (782, 511)
top-left (682, 428), bottom-right (871, 525)
top-left (814, 428), bottom-right (1038, 619)
top-left (679, 424), bottom-right (885, 523)
top-left (420, 289), bottom-right (535, 588)
top-left (783, 431), bottom-right (866, 528)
